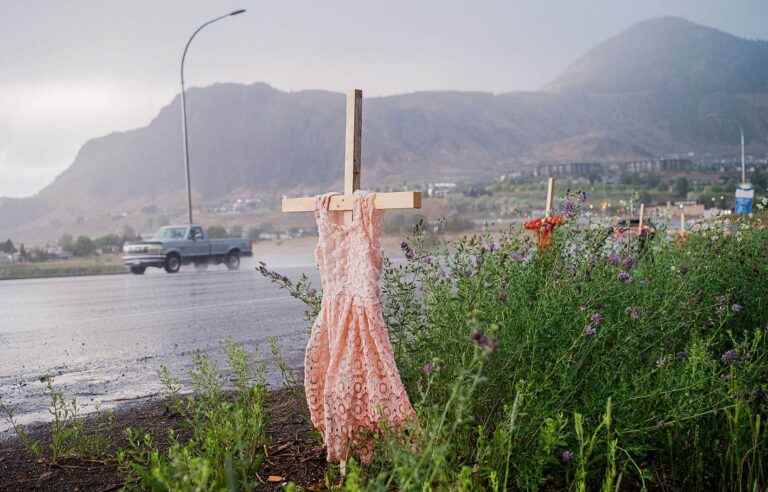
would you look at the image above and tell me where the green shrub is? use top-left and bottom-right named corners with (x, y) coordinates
top-left (264, 211), bottom-right (768, 490)
top-left (1, 375), bottom-right (114, 463)
top-left (118, 341), bottom-right (268, 490)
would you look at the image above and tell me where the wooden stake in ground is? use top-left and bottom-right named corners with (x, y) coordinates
top-left (524, 177), bottom-right (562, 249)
top-left (638, 203), bottom-right (645, 234)
top-left (545, 177), bottom-right (555, 217)
top-left (680, 211), bottom-right (686, 236)
top-left (281, 89), bottom-right (421, 215)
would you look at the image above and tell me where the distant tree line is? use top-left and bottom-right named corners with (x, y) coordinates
top-left (1, 239), bottom-right (47, 263)
top-left (1, 239), bottom-right (32, 261)
top-left (1, 239), bottom-right (17, 254)
top-left (56, 226), bottom-right (139, 258)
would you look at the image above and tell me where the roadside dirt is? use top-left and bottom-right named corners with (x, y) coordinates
top-left (0, 388), bottom-right (328, 491)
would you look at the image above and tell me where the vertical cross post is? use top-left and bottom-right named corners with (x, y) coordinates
top-left (545, 177), bottom-right (555, 217)
top-left (281, 87), bottom-right (420, 214)
top-left (638, 203), bottom-right (645, 234)
top-left (344, 89), bottom-right (362, 222)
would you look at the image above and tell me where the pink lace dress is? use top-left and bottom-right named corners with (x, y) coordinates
top-left (305, 190), bottom-right (415, 464)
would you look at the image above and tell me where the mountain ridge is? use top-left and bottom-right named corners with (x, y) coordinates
top-left (2, 16), bottom-right (767, 240)
top-left (546, 16), bottom-right (768, 94)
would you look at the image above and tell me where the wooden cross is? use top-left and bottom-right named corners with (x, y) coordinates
top-left (281, 89), bottom-right (421, 216)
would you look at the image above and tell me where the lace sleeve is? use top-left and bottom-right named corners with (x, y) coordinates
top-left (361, 193), bottom-right (383, 262)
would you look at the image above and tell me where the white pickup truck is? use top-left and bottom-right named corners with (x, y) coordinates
top-left (122, 225), bottom-right (252, 275)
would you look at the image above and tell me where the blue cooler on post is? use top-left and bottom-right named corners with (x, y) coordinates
top-left (735, 184), bottom-right (754, 215)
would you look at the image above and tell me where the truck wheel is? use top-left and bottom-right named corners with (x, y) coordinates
top-left (130, 266), bottom-right (146, 275)
top-left (225, 250), bottom-right (240, 271)
top-left (164, 253), bottom-right (181, 274)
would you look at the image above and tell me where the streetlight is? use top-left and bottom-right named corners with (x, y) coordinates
top-left (180, 9), bottom-right (246, 225)
top-left (704, 113), bottom-right (746, 183)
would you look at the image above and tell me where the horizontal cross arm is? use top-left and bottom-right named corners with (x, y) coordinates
top-left (282, 191), bottom-right (421, 213)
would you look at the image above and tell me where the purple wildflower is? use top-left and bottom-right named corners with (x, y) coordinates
top-left (420, 362), bottom-right (435, 375)
top-left (618, 271), bottom-right (632, 283)
top-left (561, 199), bottom-right (576, 218)
top-left (489, 243), bottom-right (498, 253)
top-left (470, 330), bottom-right (497, 352)
top-left (721, 349), bottom-right (739, 365)
top-left (584, 324), bottom-right (597, 337)
top-left (561, 450), bottom-right (574, 463)
top-left (257, 261), bottom-right (294, 286)
top-left (625, 306), bottom-right (640, 320)
top-left (590, 313), bottom-right (605, 326)
top-left (731, 304), bottom-right (744, 313)
top-left (400, 241), bottom-right (415, 261)
top-left (622, 257), bottom-right (636, 270)
top-left (608, 252), bottom-right (621, 266)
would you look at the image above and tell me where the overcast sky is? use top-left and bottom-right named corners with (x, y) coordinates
top-left (1, 0), bottom-right (766, 198)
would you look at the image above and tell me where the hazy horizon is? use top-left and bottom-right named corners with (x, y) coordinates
top-left (1, 0), bottom-right (766, 198)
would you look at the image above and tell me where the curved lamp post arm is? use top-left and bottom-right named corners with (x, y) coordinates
top-left (181, 11), bottom-right (242, 86)
top-left (180, 9), bottom-right (246, 225)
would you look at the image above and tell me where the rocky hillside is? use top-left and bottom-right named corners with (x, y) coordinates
top-left (2, 17), bottom-right (767, 239)
top-left (546, 17), bottom-right (768, 94)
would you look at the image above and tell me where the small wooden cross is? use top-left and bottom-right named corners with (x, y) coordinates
top-left (281, 89), bottom-right (421, 217)
top-left (679, 211), bottom-right (685, 235)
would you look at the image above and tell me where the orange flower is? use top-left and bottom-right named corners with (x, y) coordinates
top-left (523, 215), bottom-right (565, 248)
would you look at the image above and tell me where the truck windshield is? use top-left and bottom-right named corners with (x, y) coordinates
top-left (155, 227), bottom-right (188, 239)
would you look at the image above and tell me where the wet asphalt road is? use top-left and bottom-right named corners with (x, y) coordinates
top-left (0, 258), bottom-right (318, 435)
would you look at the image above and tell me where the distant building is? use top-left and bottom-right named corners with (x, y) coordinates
top-left (98, 246), bottom-right (121, 254)
top-left (675, 201), bottom-right (706, 217)
top-left (517, 158), bottom-right (696, 180)
top-left (647, 201), bottom-right (706, 218)
top-left (257, 232), bottom-right (280, 241)
top-left (427, 182), bottom-right (457, 197)
top-left (46, 246), bottom-right (71, 260)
